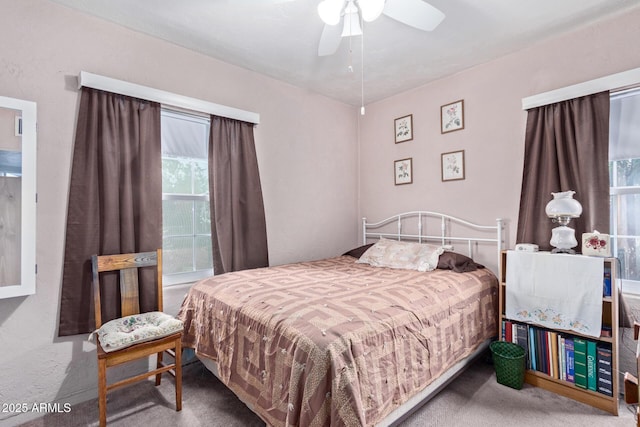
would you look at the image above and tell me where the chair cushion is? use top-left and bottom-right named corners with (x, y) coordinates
top-left (95, 311), bottom-right (183, 353)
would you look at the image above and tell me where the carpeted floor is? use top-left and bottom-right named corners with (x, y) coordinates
top-left (16, 340), bottom-right (638, 427)
top-left (15, 294), bottom-right (640, 427)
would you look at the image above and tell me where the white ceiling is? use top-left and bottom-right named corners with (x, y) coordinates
top-left (49, 0), bottom-right (640, 106)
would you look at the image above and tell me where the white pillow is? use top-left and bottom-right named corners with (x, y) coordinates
top-left (357, 238), bottom-right (444, 271)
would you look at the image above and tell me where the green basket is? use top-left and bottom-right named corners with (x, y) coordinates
top-left (490, 341), bottom-right (526, 390)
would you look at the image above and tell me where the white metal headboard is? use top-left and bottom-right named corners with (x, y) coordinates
top-left (362, 211), bottom-right (505, 261)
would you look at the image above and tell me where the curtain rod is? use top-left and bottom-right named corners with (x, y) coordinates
top-left (522, 67), bottom-right (640, 110)
top-left (77, 71), bottom-right (260, 124)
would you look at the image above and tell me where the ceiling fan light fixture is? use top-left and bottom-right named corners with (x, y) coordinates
top-left (341, 9), bottom-right (363, 36)
top-left (358, 0), bottom-right (385, 22)
top-left (318, 0), bottom-right (344, 26)
top-left (341, 1), bottom-right (362, 36)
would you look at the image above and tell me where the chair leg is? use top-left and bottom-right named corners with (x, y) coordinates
top-left (155, 351), bottom-right (163, 386)
top-left (98, 358), bottom-right (107, 427)
top-left (175, 340), bottom-right (182, 412)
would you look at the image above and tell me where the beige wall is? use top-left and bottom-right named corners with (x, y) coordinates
top-left (0, 1), bottom-right (358, 424)
top-left (357, 6), bottom-right (640, 271)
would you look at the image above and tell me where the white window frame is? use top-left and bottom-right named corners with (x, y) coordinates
top-left (161, 109), bottom-right (213, 286)
top-left (610, 173), bottom-right (640, 295)
top-left (162, 194), bottom-right (214, 286)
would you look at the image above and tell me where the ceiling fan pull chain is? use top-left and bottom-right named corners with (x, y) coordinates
top-left (348, 22), bottom-right (354, 73)
top-left (361, 15), bottom-right (365, 115)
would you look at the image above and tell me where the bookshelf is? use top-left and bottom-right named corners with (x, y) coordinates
top-left (498, 250), bottom-right (619, 415)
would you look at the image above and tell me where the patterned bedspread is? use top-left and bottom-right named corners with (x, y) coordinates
top-left (178, 255), bottom-right (498, 426)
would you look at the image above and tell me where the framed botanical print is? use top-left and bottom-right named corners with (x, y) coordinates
top-left (394, 114), bottom-right (413, 143)
top-left (441, 100), bottom-right (464, 133)
top-left (394, 158), bottom-right (413, 185)
top-left (441, 150), bottom-right (465, 181)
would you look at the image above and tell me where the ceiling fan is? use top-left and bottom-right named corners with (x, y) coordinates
top-left (317, 0), bottom-right (445, 56)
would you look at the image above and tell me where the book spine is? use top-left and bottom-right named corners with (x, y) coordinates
top-left (603, 265), bottom-right (612, 297)
top-left (559, 335), bottom-right (566, 381)
top-left (574, 338), bottom-right (588, 389)
top-left (587, 340), bottom-right (597, 391)
top-left (565, 338), bottom-right (575, 383)
top-left (544, 330), bottom-right (551, 376)
top-left (529, 326), bottom-right (537, 371)
top-left (597, 343), bottom-right (613, 396)
top-left (505, 320), bottom-right (512, 342)
top-left (536, 328), bottom-right (545, 374)
top-left (550, 331), bottom-right (559, 379)
top-left (516, 323), bottom-right (529, 370)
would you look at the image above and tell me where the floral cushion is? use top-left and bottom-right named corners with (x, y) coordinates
top-left (356, 238), bottom-right (444, 272)
top-left (95, 311), bottom-right (183, 353)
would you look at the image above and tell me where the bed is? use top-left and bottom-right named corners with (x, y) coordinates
top-left (178, 212), bottom-right (505, 426)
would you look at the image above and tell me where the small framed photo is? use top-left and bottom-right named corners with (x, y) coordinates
top-left (441, 100), bottom-right (464, 133)
top-left (394, 114), bottom-right (413, 143)
top-left (441, 150), bottom-right (465, 181)
top-left (394, 158), bottom-right (413, 185)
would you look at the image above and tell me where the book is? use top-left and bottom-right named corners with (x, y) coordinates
top-left (536, 328), bottom-right (546, 374)
top-left (558, 335), bottom-right (566, 381)
top-left (565, 337), bottom-right (575, 383)
top-left (515, 323), bottom-right (530, 369)
top-left (573, 338), bottom-right (588, 389)
top-left (550, 331), bottom-right (559, 379)
top-left (505, 320), bottom-right (513, 342)
top-left (603, 265), bottom-right (612, 297)
top-left (597, 343), bottom-right (613, 396)
top-left (529, 326), bottom-right (537, 371)
top-left (586, 340), bottom-right (597, 391)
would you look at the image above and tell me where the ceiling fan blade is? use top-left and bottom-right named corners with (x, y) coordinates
top-left (382, 0), bottom-right (445, 31)
top-left (318, 23), bottom-right (343, 56)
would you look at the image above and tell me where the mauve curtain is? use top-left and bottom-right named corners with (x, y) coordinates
top-left (516, 91), bottom-right (610, 250)
top-left (58, 88), bottom-right (162, 336)
top-left (209, 116), bottom-right (268, 273)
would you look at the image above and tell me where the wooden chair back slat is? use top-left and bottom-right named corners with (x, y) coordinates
top-left (119, 267), bottom-right (141, 317)
top-left (95, 251), bottom-right (158, 272)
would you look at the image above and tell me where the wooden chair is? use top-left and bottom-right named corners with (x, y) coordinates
top-left (91, 249), bottom-right (182, 427)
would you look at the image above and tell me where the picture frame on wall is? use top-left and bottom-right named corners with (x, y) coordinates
top-left (440, 100), bottom-right (464, 133)
top-left (394, 158), bottom-right (413, 185)
top-left (394, 114), bottom-right (413, 143)
top-left (441, 150), bottom-right (465, 181)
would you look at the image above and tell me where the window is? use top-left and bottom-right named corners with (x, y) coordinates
top-left (161, 109), bottom-right (213, 285)
top-left (609, 88), bottom-right (640, 293)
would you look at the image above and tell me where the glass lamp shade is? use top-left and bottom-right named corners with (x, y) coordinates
top-left (545, 190), bottom-right (582, 218)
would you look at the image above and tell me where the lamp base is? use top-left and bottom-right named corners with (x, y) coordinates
top-left (550, 225), bottom-right (578, 254)
top-left (551, 247), bottom-right (576, 255)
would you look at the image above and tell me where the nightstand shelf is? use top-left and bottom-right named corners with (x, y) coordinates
top-left (498, 250), bottom-right (619, 415)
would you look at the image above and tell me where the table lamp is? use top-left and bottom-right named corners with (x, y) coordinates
top-left (545, 190), bottom-right (582, 254)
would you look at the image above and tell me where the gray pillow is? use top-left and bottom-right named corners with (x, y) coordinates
top-left (437, 251), bottom-right (484, 273)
